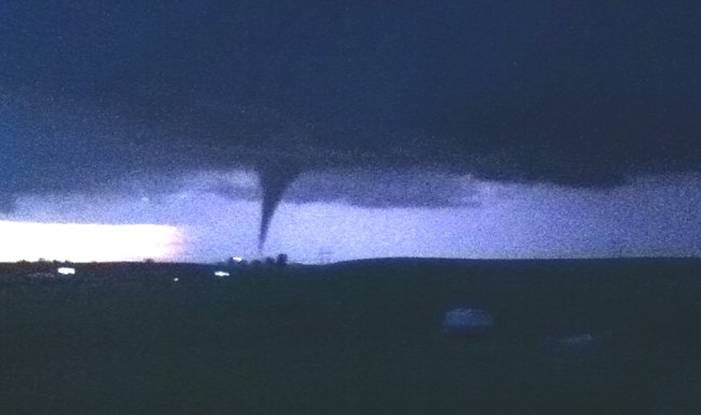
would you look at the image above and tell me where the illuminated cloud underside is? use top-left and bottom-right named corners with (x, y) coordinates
top-left (0, 221), bottom-right (183, 262)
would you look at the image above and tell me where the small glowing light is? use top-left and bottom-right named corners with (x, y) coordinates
top-left (57, 267), bottom-right (76, 276)
top-left (231, 256), bottom-right (244, 263)
top-left (214, 270), bottom-right (230, 277)
top-left (173, 277), bottom-right (179, 282)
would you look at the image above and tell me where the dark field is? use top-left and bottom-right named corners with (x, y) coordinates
top-left (1, 258), bottom-right (701, 414)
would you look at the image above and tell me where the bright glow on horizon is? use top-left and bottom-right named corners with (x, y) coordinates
top-left (0, 221), bottom-right (183, 262)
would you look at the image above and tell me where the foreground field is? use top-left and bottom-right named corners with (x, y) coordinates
top-left (1, 258), bottom-right (700, 414)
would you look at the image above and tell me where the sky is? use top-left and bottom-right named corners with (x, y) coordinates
top-left (0, 1), bottom-right (700, 262)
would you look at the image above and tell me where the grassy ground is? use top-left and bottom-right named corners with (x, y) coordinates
top-left (1, 258), bottom-right (700, 414)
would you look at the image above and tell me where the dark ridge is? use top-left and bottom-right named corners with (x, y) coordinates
top-left (327, 256), bottom-right (701, 273)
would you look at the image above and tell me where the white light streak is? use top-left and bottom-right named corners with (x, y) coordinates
top-left (0, 221), bottom-right (183, 262)
top-left (57, 267), bottom-right (76, 275)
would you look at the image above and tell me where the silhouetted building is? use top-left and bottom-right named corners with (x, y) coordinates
top-left (276, 253), bottom-right (288, 267)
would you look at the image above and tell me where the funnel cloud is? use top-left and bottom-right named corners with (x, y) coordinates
top-left (257, 162), bottom-right (302, 250)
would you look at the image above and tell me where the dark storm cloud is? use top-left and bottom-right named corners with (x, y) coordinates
top-left (0, 194), bottom-right (13, 213)
top-left (195, 169), bottom-right (480, 209)
top-left (1, 1), bottom-right (700, 199)
top-left (286, 170), bottom-right (480, 208)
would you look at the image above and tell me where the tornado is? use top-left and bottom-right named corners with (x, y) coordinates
top-left (257, 161), bottom-right (301, 251)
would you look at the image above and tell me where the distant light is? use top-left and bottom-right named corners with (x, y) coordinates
top-left (214, 270), bottom-right (230, 277)
top-left (231, 256), bottom-right (244, 263)
top-left (57, 267), bottom-right (76, 276)
top-left (173, 277), bottom-right (179, 282)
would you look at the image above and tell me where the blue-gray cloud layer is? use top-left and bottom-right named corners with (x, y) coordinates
top-left (1, 1), bottom-right (700, 206)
